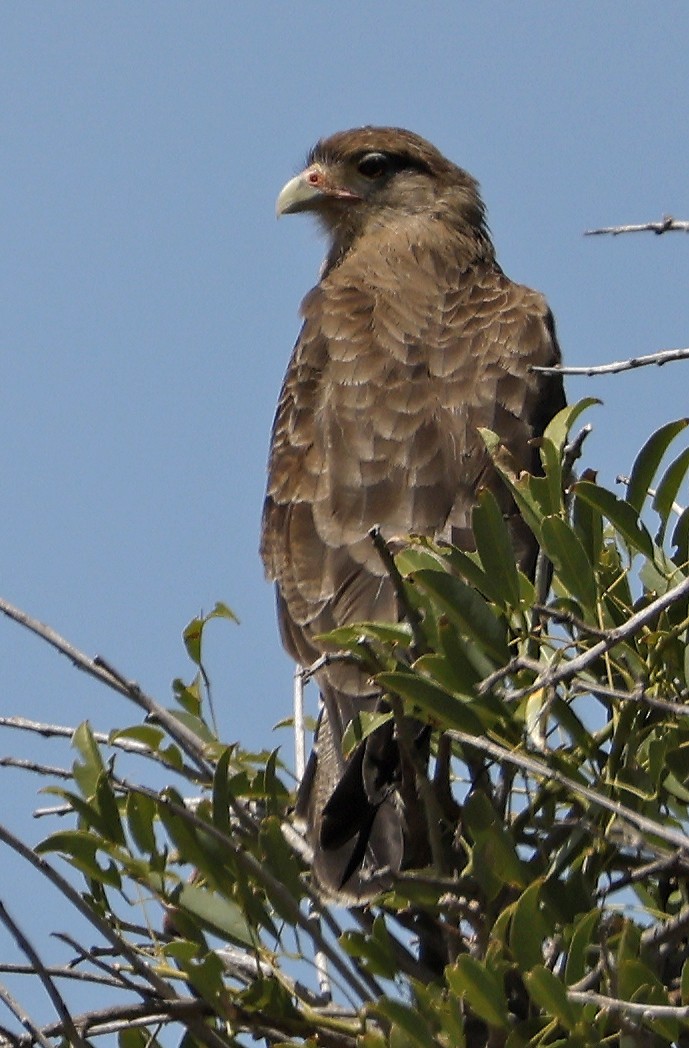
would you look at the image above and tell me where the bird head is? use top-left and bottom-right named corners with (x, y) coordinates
top-left (276, 126), bottom-right (493, 264)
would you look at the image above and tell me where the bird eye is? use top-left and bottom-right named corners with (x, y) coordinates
top-left (357, 152), bottom-right (390, 179)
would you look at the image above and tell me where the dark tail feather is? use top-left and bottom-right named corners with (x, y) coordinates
top-left (296, 689), bottom-right (427, 900)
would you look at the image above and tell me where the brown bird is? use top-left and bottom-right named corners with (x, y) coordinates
top-left (261, 127), bottom-right (565, 898)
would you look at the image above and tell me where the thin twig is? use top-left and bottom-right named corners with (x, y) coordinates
top-left (0, 980), bottom-right (51, 1048)
top-left (504, 571), bottom-right (689, 702)
top-left (0, 594), bottom-right (214, 779)
top-left (585, 215), bottom-right (689, 236)
top-left (533, 604), bottom-right (609, 639)
top-left (532, 345), bottom-right (689, 377)
top-left (368, 526), bottom-right (425, 651)
top-left (640, 901), bottom-right (689, 957)
top-left (52, 932), bottom-right (145, 994)
top-left (448, 728), bottom-right (689, 855)
top-left (0, 757), bottom-right (71, 779)
top-left (0, 715), bottom-right (200, 778)
top-left (575, 680), bottom-right (689, 716)
top-left (0, 902), bottom-right (86, 1048)
top-left (123, 781), bottom-right (379, 1007)
top-left (0, 822), bottom-right (206, 1030)
top-left (14, 997), bottom-right (210, 1045)
top-left (562, 424), bottom-right (592, 475)
top-left (568, 988), bottom-right (689, 1020)
top-left (0, 964), bottom-right (123, 989)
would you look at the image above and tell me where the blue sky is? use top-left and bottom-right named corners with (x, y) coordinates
top-left (1, 2), bottom-right (689, 1029)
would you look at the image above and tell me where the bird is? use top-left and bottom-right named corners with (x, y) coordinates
top-left (260, 126), bottom-right (565, 899)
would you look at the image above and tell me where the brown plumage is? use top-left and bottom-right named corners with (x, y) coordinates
top-left (261, 127), bottom-right (565, 898)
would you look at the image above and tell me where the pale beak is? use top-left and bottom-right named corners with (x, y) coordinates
top-left (276, 170), bottom-right (326, 217)
top-left (276, 165), bottom-right (360, 217)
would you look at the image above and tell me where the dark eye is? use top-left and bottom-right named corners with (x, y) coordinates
top-left (357, 152), bottom-right (390, 179)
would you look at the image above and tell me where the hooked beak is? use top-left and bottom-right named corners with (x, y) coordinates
top-left (276, 165), bottom-right (360, 217)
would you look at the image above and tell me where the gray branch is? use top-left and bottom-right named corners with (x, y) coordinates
top-left (585, 215), bottom-right (689, 236)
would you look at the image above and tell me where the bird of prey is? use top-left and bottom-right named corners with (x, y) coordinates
top-left (261, 127), bottom-right (565, 898)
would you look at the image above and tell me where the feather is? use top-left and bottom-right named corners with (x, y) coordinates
top-left (261, 127), bottom-right (565, 898)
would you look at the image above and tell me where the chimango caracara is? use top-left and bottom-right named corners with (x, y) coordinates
top-left (261, 127), bottom-right (565, 899)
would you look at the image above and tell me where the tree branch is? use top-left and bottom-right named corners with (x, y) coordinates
top-left (532, 345), bottom-right (689, 377)
top-left (0, 595), bottom-right (213, 780)
top-left (585, 215), bottom-right (689, 236)
top-left (501, 571), bottom-right (689, 702)
top-left (0, 902), bottom-right (85, 1048)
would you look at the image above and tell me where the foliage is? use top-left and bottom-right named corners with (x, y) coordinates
top-left (3, 405), bottom-right (689, 1048)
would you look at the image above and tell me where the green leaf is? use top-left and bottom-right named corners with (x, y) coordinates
top-left (175, 882), bottom-right (254, 946)
top-left (523, 965), bottom-right (581, 1031)
top-left (157, 788), bottom-right (213, 874)
top-left (542, 398), bottom-right (600, 454)
top-left (564, 910), bottom-right (599, 986)
top-left (212, 747), bottom-right (232, 834)
top-left (435, 624), bottom-right (483, 692)
top-left (208, 600), bottom-right (239, 624)
top-left (573, 481), bottom-right (654, 560)
top-left (617, 959), bottom-right (678, 1042)
top-left (183, 617), bottom-right (204, 666)
top-left (572, 487), bottom-right (604, 566)
top-left (681, 959), bottom-right (689, 1005)
top-left (537, 436), bottom-right (566, 516)
top-left (464, 793), bottom-right (528, 895)
top-left (259, 815), bottom-right (303, 906)
top-left (472, 489), bottom-right (521, 606)
top-left (172, 675), bottom-right (203, 717)
top-left (412, 569), bottom-right (509, 664)
top-left (341, 709), bottom-right (393, 758)
top-left (126, 791), bottom-right (157, 855)
top-left (376, 671), bottom-right (484, 734)
top-left (36, 829), bottom-right (122, 887)
top-left (653, 445), bottom-right (689, 544)
top-left (319, 621), bottom-right (413, 647)
top-left (109, 724), bottom-right (166, 751)
top-left (238, 975), bottom-right (300, 1021)
top-left (540, 515), bottom-right (598, 611)
top-left (509, 881), bottom-right (552, 970)
top-left (626, 418), bottom-right (689, 513)
top-left (672, 507), bottom-right (689, 566)
top-left (479, 428), bottom-right (545, 539)
top-left (442, 545), bottom-right (490, 592)
top-left (94, 772), bottom-right (126, 845)
top-left (42, 785), bottom-right (120, 842)
top-left (72, 721), bottom-right (106, 798)
top-left (447, 955), bottom-right (510, 1030)
top-left (340, 916), bottom-right (398, 980)
top-left (373, 999), bottom-right (438, 1048)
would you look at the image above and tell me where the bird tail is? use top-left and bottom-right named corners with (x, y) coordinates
top-left (295, 686), bottom-right (427, 900)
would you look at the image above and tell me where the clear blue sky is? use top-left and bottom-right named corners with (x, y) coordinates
top-left (1, 2), bottom-right (688, 1029)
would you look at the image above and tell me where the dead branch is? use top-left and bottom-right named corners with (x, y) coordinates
top-left (585, 215), bottom-right (689, 236)
top-left (532, 345), bottom-right (689, 377)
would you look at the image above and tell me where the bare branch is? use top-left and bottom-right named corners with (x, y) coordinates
top-left (123, 780), bottom-right (380, 1007)
top-left (0, 595), bottom-right (214, 780)
top-left (368, 525), bottom-right (425, 650)
top-left (0, 980), bottom-right (51, 1048)
top-left (448, 727), bottom-right (689, 855)
top-left (0, 902), bottom-right (86, 1048)
top-left (0, 757), bottom-right (71, 779)
top-left (569, 988), bottom-right (689, 1020)
top-left (532, 345), bottom-right (689, 377)
top-left (585, 215), bottom-right (689, 236)
top-left (504, 571), bottom-right (689, 702)
top-left (0, 822), bottom-right (181, 1005)
top-left (14, 997), bottom-right (209, 1045)
top-left (0, 715), bottom-right (201, 780)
